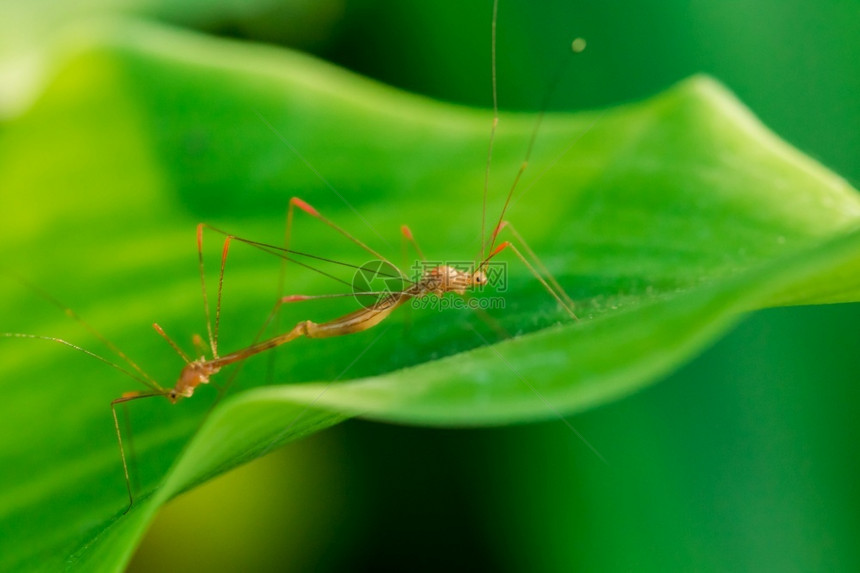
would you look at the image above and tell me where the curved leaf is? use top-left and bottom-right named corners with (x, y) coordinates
top-left (0, 19), bottom-right (859, 572)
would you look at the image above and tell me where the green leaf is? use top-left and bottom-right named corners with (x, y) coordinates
top-left (1, 19), bottom-right (859, 572)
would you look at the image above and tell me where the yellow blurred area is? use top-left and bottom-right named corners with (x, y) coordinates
top-left (129, 431), bottom-right (347, 572)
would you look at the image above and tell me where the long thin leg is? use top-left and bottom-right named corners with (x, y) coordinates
top-left (264, 197), bottom-right (318, 375)
top-left (400, 225), bottom-right (426, 262)
top-left (481, 0), bottom-right (500, 262)
top-left (110, 399), bottom-right (134, 513)
top-left (111, 391), bottom-right (163, 514)
top-left (288, 197), bottom-right (406, 278)
top-left (491, 241), bottom-right (577, 320)
top-left (265, 198), bottom-right (297, 386)
top-left (196, 223), bottom-right (217, 358)
top-left (121, 402), bottom-right (141, 496)
top-left (213, 235), bottom-right (233, 358)
top-left (493, 221), bottom-right (576, 311)
top-left (196, 225), bottom-right (233, 359)
top-left (400, 225), bottom-right (425, 334)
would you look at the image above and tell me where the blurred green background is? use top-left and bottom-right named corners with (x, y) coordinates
top-left (3, 0), bottom-right (859, 571)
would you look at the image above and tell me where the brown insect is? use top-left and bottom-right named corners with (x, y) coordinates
top-left (2, 0), bottom-right (585, 513)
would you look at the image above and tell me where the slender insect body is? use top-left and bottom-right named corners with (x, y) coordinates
top-left (3, 0), bottom-right (586, 514)
top-left (165, 260), bottom-right (490, 375)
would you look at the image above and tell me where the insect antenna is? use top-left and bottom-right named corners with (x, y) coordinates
top-left (481, 0), bottom-right (500, 263)
top-left (8, 277), bottom-right (165, 393)
top-left (0, 332), bottom-right (159, 391)
top-left (483, 38), bottom-right (587, 260)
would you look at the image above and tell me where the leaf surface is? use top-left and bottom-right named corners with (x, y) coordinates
top-left (0, 20), bottom-right (858, 572)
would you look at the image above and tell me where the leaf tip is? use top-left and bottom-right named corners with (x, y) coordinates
top-left (673, 74), bottom-right (737, 106)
